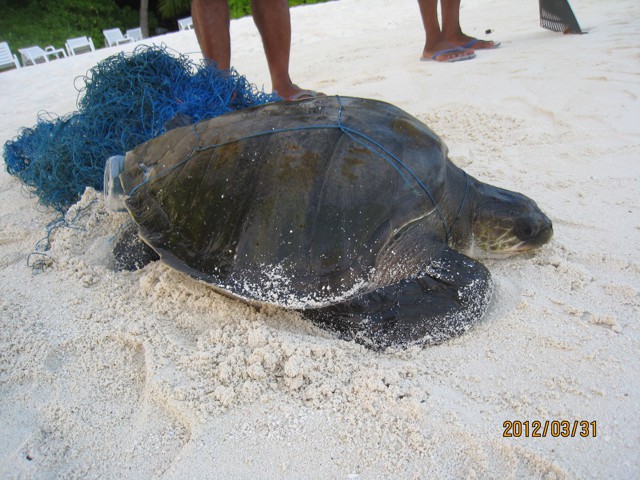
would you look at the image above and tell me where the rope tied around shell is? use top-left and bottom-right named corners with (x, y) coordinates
top-left (128, 95), bottom-right (466, 243)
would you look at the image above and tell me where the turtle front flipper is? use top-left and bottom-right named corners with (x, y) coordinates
top-left (303, 247), bottom-right (493, 349)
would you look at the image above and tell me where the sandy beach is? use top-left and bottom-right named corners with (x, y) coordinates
top-left (1, 0), bottom-right (639, 478)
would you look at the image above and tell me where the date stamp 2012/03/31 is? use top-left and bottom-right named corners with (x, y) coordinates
top-left (503, 420), bottom-right (597, 438)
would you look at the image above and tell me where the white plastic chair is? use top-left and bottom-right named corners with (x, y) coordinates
top-left (0, 42), bottom-right (21, 69)
top-left (103, 28), bottom-right (134, 47)
top-left (177, 17), bottom-right (194, 30)
top-left (125, 27), bottom-right (143, 42)
top-left (18, 45), bottom-right (67, 66)
top-left (65, 36), bottom-right (95, 56)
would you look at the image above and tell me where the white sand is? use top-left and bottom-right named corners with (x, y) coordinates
top-left (1, 0), bottom-right (639, 478)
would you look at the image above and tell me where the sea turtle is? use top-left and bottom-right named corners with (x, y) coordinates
top-left (105, 96), bottom-right (553, 348)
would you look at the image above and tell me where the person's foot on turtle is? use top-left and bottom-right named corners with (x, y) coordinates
top-left (421, 41), bottom-right (475, 62)
top-left (274, 83), bottom-right (325, 101)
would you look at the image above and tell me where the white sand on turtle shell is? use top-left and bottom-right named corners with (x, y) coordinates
top-left (1, 0), bottom-right (639, 478)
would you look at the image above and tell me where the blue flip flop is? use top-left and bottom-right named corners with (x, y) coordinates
top-left (420, 47), bottom-right (476, 63)
top-left (463, 39), bottom-right (501, 50)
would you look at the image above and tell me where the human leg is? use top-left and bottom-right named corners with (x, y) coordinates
top-left (441, 0), bottom-right (499, 50)
top-left (417, 0), bottom-right (474, 62)
top-left (192, 0), bottom-right (232, 68)
top-left (251, 0), bottom-right (317, 99)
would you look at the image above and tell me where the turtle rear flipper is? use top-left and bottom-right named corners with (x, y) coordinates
top-left (112, 220), bottom-right (160, 271)
top-left (303, 247), bottom-right (492, 349)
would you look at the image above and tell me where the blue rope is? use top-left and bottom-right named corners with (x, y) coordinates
top-left (2, 45), bottom-right (278, 213)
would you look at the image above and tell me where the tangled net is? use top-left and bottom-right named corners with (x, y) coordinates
top-left (3, 45), bottom-right (279, 212)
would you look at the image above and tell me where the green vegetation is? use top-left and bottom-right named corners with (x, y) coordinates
top-left (157, 0), bottom-right (332, 20)
top-left (0, 0), bottom-right (143, 51)
top-left (1, 0), bottom-right (331, 55)
top-left (228, 0), bottom-right (332, 19)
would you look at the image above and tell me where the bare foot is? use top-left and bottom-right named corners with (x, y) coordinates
top-left (421, 41), bottom-right (475, 62)
top-left (273, 83), bottom-right (324, 101)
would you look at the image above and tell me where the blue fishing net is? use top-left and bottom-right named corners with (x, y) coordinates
top-left (3, 45), bottom-right (279, 212)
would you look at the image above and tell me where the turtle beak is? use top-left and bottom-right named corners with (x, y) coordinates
top-left (513, 211), bottom-right (554, 248)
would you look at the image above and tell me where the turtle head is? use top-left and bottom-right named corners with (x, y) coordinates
top-left (470, 182), bottom-right (553, 253)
